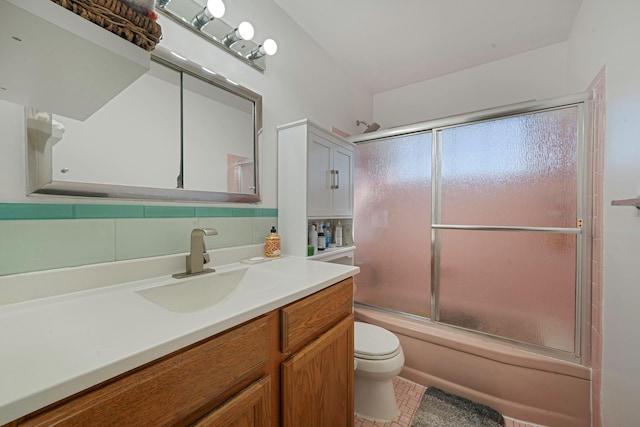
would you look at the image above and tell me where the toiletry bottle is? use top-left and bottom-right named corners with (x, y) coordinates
top-left (265, 226), bottom-right (281, 258)
top-left (308, 223), bottom-right (317, 256)
top-left (335, 221), bottom-right (343, 247)
top-left (325, 222), bottom-right (332, 247)
top-left (317, 230), bottom-right (326, 251)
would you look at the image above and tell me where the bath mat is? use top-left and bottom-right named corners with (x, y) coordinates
top-left (411, 387), bottom-right (505, 427)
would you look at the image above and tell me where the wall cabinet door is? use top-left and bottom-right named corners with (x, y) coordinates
top-left (308, 134), bottom-right (334, 219)
top-left (331, 144), bottom-right (354, 217)
top-left (192, 376), bottom-right (271, 427)
top-left (307, 133), bottom-right (354, 218)
top-left (281, 315), bottom-right (354, 427)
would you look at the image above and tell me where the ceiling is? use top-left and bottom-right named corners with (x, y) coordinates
top-left (273, 0), bottom-right (584, 94)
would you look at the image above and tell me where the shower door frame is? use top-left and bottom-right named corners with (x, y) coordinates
top-left (351, 93), bottom-right (593, 364)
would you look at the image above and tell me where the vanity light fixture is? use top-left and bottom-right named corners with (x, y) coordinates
top-left (246, 39), bottom-right (278, 61)
top-left (191, 0), bottom-right (226, 30)
top-left (157, 0), bottom-right (278, 72)
top-left (222, 21), bottom-right (255, 47)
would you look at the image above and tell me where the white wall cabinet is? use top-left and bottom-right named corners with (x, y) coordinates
top-left (278, 119), bottom-right (355, 257)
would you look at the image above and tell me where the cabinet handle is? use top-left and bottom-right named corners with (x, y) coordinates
top-left (330, 170), bottom-right (337, 189)
top-left (334, 170), bottom-right (339, 189)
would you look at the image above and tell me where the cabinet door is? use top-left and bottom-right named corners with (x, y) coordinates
top-left (192, 376), bottom-right (271, 427)
top-left (332, 145), bottom-right (354, 217)
top-left (308, 135), bottom-right (334, 218)
top-left (281, 315), bottom-right (354, 427)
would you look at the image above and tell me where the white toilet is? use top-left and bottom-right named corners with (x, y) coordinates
top-left (354, 321), bottom-right (405, 421)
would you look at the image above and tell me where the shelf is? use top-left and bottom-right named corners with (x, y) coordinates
top-left (611, 198), bottom-right (640, 209)
top-left (308, 246), bottom-right (355, 262)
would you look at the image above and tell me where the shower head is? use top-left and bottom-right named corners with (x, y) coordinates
top-left (356, 120), bottom-right (381, 133)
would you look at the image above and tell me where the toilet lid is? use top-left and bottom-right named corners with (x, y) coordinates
top-left (354, 322), bottom-right (401, 360)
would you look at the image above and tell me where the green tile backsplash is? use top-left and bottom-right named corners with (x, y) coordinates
top-left (0, 203), bottom-right (74, 220)
top-left (0, 203), bottom-right (277, 276)
top-left (0, 203), bottom-right (277, 220)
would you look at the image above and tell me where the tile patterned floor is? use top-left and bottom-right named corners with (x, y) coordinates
top-left (354, 377), bottom-right (425, 427)
top-left (354, 377), bottom-right (546, 427)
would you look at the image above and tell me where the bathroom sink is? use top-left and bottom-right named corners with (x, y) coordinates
top-left (136, 267), bottom-right (248, 313)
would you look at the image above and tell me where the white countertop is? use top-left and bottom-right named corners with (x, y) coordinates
top-left (0, 256), bottom-right (359, 424)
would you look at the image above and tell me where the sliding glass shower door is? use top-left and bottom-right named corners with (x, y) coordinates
top-left (354, 102), bottom-right (587, 358)
top-left (353, 132), bottom-right (432, 318)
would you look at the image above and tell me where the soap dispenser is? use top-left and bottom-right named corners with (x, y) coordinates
top-left (265, 226), bottom-right (281, 258)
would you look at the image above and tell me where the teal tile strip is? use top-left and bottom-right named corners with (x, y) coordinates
top-left (0, 203), bottom-right (276, 220)
top-left (195, 207), bottom-right (235, 217)
top-left (143, 206), bottom-right (196, 218)
top-left (232, 208), bottom-right (257, 217)
top-left (259, 208), bottom-right (278, 217)
top-left (0, 203), bottom-right (73, 220)
top-left (74, 204), bottom-right (144, 219)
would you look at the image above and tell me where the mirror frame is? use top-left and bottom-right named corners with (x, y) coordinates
top-left (25, 45), bottom-right (262, 204)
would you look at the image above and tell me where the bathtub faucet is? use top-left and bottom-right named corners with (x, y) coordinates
top-left (173, 228), bottom-right (218, 279)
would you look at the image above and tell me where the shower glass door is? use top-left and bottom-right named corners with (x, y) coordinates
top-left (354, 101), bottom-right (587, 358)
top-left (436, 106), bottom-right (580, 353)
top-left (353, 132), bottom-right (432, 318)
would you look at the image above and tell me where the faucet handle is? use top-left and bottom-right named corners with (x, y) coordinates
top-left (203, 251), bottom-right (211, 265)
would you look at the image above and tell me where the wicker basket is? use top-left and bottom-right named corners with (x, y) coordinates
top-left (51, 0), bottom-right (162, 51)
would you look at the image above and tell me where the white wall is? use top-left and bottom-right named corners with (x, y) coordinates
top-left (373, 42), bottom-right (569, 129)
top-left (0, 0), bottom-right (373, 208)
top-left (567, 1), bottom-right (640, 425)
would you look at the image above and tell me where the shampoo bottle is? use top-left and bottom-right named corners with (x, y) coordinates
top-left (265, 226), bottom-right (281, 258)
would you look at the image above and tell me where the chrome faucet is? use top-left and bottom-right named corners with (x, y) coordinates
top-left (173, 228), bottom-right (218, 278)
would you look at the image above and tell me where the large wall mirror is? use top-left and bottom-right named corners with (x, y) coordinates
top-left (25, 46), bottom-right (262, 203)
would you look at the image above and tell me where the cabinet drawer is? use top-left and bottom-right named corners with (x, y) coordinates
top-left (281, 278), bottom-right (353, 354)
top-left (19, 315), bottom-right (271, 427)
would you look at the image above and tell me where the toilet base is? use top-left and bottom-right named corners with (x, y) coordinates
top-left (354, 375), bottom-right (399, 421)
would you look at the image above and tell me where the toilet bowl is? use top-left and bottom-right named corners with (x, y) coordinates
top-left (354, 321), bottom-right (405, 421)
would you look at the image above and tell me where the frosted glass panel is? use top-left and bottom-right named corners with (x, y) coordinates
top-left (438, 229), bottom-right (576, 352)
top-left (354, 133), bottom-right (432, 318)
top-left (439, 107), bottom-right (578, 227)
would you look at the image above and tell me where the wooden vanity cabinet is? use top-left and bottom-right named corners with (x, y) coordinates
top-left (280, 277), bottom-right (355, 427)
top-left (14, 313), bottom-right (276, 427)
top-left (7, 278), bottom-right (355, 427)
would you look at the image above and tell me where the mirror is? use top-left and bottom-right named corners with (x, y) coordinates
top-left (26, 45), bottom-right (262, 203)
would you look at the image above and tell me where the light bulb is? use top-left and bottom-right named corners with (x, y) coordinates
top-left (262, 38), bottom-right (278, 56)
top-left (237, 21), bottom-right (254, 41)
top-left (246, 38), bottom-right (278, 61)
top-left (206, 0), bottom-right (225, 18)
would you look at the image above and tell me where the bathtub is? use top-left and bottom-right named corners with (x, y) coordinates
top-left (354, 305), bottom-right (591, 427)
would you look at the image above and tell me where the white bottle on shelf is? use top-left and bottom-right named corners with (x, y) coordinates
top-left (309, 223), bottom-right (318, 247)
top-left (335, 221), bottom-right (343, 247)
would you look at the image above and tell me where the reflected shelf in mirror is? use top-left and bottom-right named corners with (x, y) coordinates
top-left (25, 45), bottom-right (262, 204)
